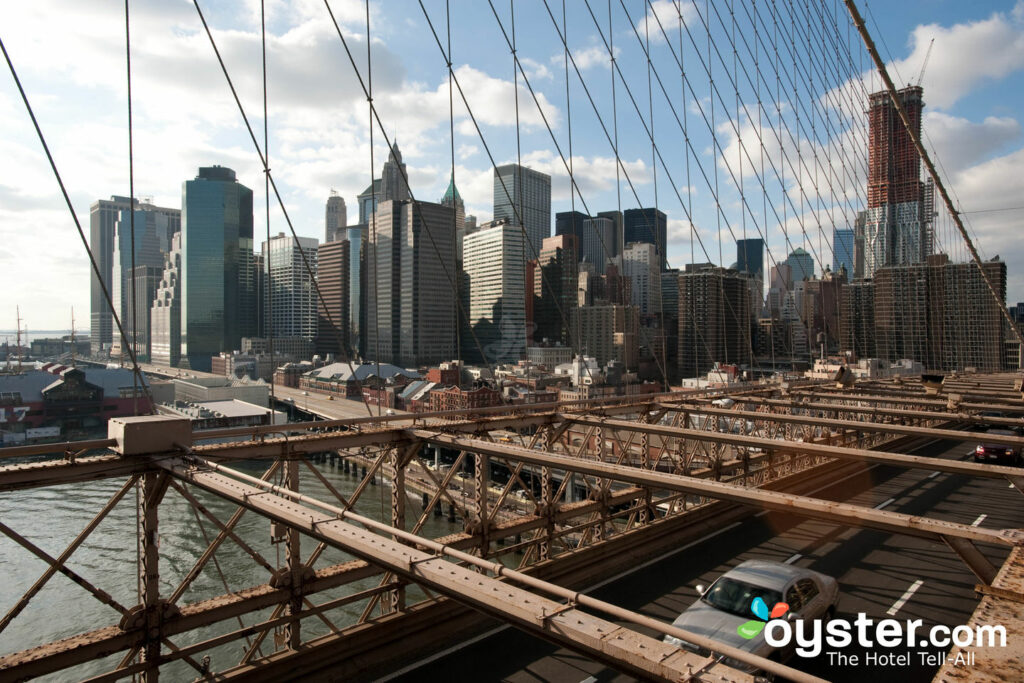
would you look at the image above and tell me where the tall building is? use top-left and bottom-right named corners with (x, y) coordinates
top-left (263, 233), bottom-right (318, 340)
top-left (346, 225), bottom-right (366, 357)
top-left (678, 266), bottom-right (752, 378)
top-left (316, 238), bottom-right (351, 357)
top-left (493, 163), bottom-right (551, 257)
top-left (863, 86), bottom-right (933, 277)
top-left (89, 195), bottom-right (136, 355)
top-left (180, 166), bottom-right (256, 371)
top-left (355, 142), bottom-right (412, 225)
top-left (832, 228), bottom-right (855, 276)
top-left (150, 233), bottom-right (182, 367)
top-left (622, 241), bottom-right (662, 316)
top-left (623, 208), bottom-right (668, 271)
top-left (532, 234), bottom-right (578, 346)
top-left (365, 199), bottom-right (456, 367)
top-left (325, 191), bottom-right (347, 243)
top-left (736, 238), bottom-right (764, 282)
top-left (873, 254), bottom-right (1005, 371)
top-left (439, 172), bottom-right (466, 261)
top-left (597, 210), bottom-right (624, 258)
top-left (128, 265), bottom-right (163, 362)
top-left (463, 220), bottom-right (528, 363)
top-left (109, 203), bottom-right (180, 358)
top-left (784, 248), bottom-right (814, 284)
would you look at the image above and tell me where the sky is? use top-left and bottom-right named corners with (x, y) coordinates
top-left (2, 0), bottom-right (1024, 331)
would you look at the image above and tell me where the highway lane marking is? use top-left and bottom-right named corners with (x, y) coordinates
top-left (377, 624), bottom-right (510, 681)
top-left (887, 580), bottom-right (924, 616)
top-left (928, 471), bottom-right (940, 479)
top-left (874, 497), bottom-right (895, 510)
top-left (784, 553), bottom-right (801, 564)
top-left (972, 513), bottom-right (987, 527)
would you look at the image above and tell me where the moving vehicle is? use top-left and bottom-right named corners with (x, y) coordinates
top-left (973, 428), bottom-right (1023, 465)
top-left (664, 560), bottom-right (839, 673)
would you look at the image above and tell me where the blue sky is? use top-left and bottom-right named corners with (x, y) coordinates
top-left (3, 0), bottom-right (1024, 331)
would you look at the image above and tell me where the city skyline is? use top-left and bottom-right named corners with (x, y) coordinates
top-left (3, 2), bottom-right (1024, 329)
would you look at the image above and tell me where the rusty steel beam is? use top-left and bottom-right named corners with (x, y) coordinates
top-left (656, 402), bottom-right (1024, 447)
top-left (690, 395), bottom-right (1024, 429)
top-left (560, 414), bottom-right (1023, 483)
top-left (162, 457), bottom-right (801, 683)
top-left (791, 388), bottom-right (1024, 413)
top-left (0, 455), bottom-right (152, 492)
top-left (414, 430), bottom-right (1024, 552)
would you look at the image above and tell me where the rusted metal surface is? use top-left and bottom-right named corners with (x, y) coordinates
top-left (934, 547), bottom-right (1024, 682)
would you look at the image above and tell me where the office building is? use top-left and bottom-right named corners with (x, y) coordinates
top-left (736, 238), bottom-right (764, 282)
top-left (325, 191), bottom-right (347, 243)
top-left (365, 199), bottom-right (456, 367)
top-left (571, 304), bottom-right (639, 369)
top-left (832, 228), bottom-right (855, 276)
top-left (439, 172), bottom-right (467, 262)
top-left (784, 247), bottom-right (814, 284)
top-left (532, 234), bottom-right (578, 346)
top-left (463, 220), bottom-right (528, 363)
top-left (109, 203), bottom-right (180, 358)
top-left (180, 166), bottom-right (256, 371)
top-left (840, 279), bottom-right (875, 360)
top-left (263, 233), bottom-right (318, 341)
top-left (622, 241), bottom-right (662, 316)
top-left (493, 163), bottom-right (551, 256)
top-left (356, 142), bottom-right (412, 224)
top-left (150, 233), bottom-right (182, 367)
top-left (316, 239), bottom-right (351, 357)
top-left (623, 208), bottom-right (667, 271)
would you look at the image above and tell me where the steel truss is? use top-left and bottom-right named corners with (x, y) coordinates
top-left (1, 376), bottom-right (1022, 681)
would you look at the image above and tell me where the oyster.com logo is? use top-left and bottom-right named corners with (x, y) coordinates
top-left (738, 597), bottom-right (789, 639)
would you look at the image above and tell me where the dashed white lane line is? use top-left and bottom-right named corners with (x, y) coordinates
top-left (874, 497), bottom-right (896, 510)
top-left (928, 471), bottom-right (941, 479)
top-left (887, 580), bottom-right (924, 616)
top-left (971, 513), bottom-right (987, 527)
top-left (784, 553), bottom-right (802, 565)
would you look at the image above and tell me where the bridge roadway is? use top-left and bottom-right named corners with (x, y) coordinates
top-left (389, 436), bottom-right (1024, 683)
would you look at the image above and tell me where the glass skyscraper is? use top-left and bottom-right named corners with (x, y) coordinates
top-left (493, 163), bottom-right (551, 257)
top-left (180, 166), bottom-right (255, 371)
top-left (623, 208), bottom-right (668, 271)
top-left (832, 228), bottom-right (855, 277)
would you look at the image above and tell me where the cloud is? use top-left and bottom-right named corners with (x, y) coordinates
top-left (924, 112), bottom-right (1021, 171)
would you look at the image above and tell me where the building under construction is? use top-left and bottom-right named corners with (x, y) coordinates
top-left (860, 86), bottom-right (934, 277)
top-left (873, 254), bottom-right (1006, 371)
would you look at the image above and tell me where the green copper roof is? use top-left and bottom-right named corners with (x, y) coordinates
top-left (441, 172), bottom-right (462, 204)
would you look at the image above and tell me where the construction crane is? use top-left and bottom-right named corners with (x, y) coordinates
top-left (916, 37), bottom-right (935, 87)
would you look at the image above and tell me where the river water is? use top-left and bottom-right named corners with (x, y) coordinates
top-left (0, 454), bottom-right (464, 681)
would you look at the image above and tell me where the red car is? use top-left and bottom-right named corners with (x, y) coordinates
top-left (974, 429), bottom-right (1023, 466)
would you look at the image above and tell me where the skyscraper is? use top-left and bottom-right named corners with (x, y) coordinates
top-left (356, 142), bottom-right (412, 224)
top-left (580, 216), bottom-right (616, 275)
top-left (316, 238), bottom-right (351, 357)
top-left (180, 166), bottom-right (255, 371)
top-left (150, 233), bottom-right (182, 367)
top-left (532, 234), bottom-right (578, 347)
top-left (464, 220), bottom-right (528, 363)
top-left (784, 248), bottom-right (814, 284)
top-left (109, 203), bottom-right (180, 358)
top-left (263, 233), bottom-right (319, 340)
top-left (623, 208), bottom-right (668, 271)
top-left (365, 199), bottom-right (456, 367)
top-left (832, 228), bottom-right (855, 276)
top-left (439, 172), bottom-right (466, 261)
top-left (325, 191), bottom-right (347, 243)
top-left (493, 163), bottom-right (551, 257)
top-left (89, 195), bottom-right (136, 355)
top-left (863, 86), bottom-right (933, 277)
top-left (736, 238), bottom-right (764, 282)
top-left (622, 241), bottom-right (662, 316)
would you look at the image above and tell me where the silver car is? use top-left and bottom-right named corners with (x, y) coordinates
top-left (664, 559), bottom-right (839, 673)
